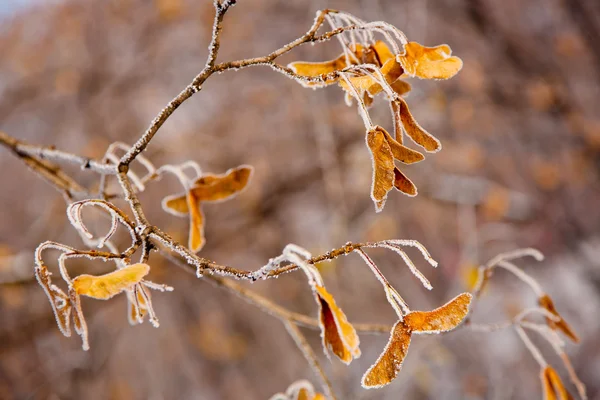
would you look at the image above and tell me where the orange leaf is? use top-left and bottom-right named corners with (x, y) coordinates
top-left (127, 284), bottom-right (151, 325)
top-left (187, 191), bottom-right (206, 252)
top-left (538, 294), bottom-right (580, 343)
top-left (372, 40), bottom-right (395, 65)
top-left (398, 41), bottom-right (463, 80)
top-left (315, 285), bottom-right (360, 364)
top-left (72, 263), bottom-right (150, 300)
top-left (404, 292), bottom-right (472, 333)
top-left (190, 165), bottom-right (253, 202)
top-left (361, 321), bottom-right (412, 388)
top-left (541, 366), bottom-right (574, 400)
top-left (366, 127), bottom-right (396, 212)
top-left (161, 193), bottom-right (189, 216)
top-left (390, 79), bottom-right (412, 96)
top-left (379, 126), bottom-right (424, 164)
top-left (395, 97), bottom-right (441, 152)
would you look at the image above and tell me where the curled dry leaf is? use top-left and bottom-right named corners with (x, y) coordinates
top-left (35, 263), bottom-right (89, 349)
top-left (362, 293), bottom-right (472, 388)
top-left (541, 366), bottom-right (574, 400)
top-left (72, 263), bottom-right (150, 300)
top-left (315, 285), bottom-right (360, 364)
top-left (35, 264), bottom-right (72, 337)
top-left (392, 97), bottom-right (441, 152)
top-left (162, 165), bottom-right (253, 252)
top-left (366, 125), bottom-right (422, 211)
top-left (538, 294), bottom-right (580, 343)
top-left (398, 41), bottom-right (463, 80)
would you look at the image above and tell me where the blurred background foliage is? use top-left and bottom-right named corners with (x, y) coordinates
top-left (0, 0), bottom-right (599, 399)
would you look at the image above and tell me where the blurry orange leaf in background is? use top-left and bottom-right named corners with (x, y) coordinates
top-left (72, 263), bottom-right (150, 300)
top-left (538, 294), bottom-right (580, 343)
top-left (541, 366), bottom-right (573, 400)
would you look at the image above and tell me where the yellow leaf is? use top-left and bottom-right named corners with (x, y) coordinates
top-left (187, 191), bottom-right (206, 252)
top-left (72, 263), bottom-right (150, 300)
top-left (315, 285), bottom-right (361, 364)
top-left (399, 41), bottom-right (463, 80)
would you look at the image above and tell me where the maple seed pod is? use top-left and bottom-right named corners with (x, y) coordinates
top-left (362, 293), bottom-right (472, 389)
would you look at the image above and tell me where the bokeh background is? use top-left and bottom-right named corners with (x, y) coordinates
top-left (1, 0), bottom-right (599, 399)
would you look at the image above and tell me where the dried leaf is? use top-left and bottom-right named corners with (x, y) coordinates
top-left (190, 165), bottom-right (253, 202)
top-left (127, 284), bottom-right (150, 325)
top-left (69, 287), bottom-right (89, 350)
top-left (72, 263), bottom-right (150, 300)
top-left (398, 41), bottom-right (463, 80)
top-left (404, 292), bottom-right (472, 333)
top-left (361, 321), bottom-right (412, 388)
top-left (162, 165), bottom-right (253, 252)
top-left (273, 380), bottom-right (326, 400)
top-left (315, 285), bottom-right (360, 364)
top-left (187, 191), bottom-right (206, 252)
top-left (541, 366), bottom-right (574, 400)
top-left (161, 193), bottom-right (189, 216)
top-left (379, 126), bottom-right (424, 164)
top-left (395, 97), bottom-right (441, 152)
top-left (372, 40), bottom-right (395, 65)
top-left (538, 294), bottom-right (580, 343)
top-left (390, 79), bottom-right (412, 96)
top-left (35, 264), bottom-right (72, 337)
top-left (393, 167), bottom-right (417, 196)
top-left (366, 127), bottom-right (395, 212)
top-left (288, 55), bottom-right (347, 84)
